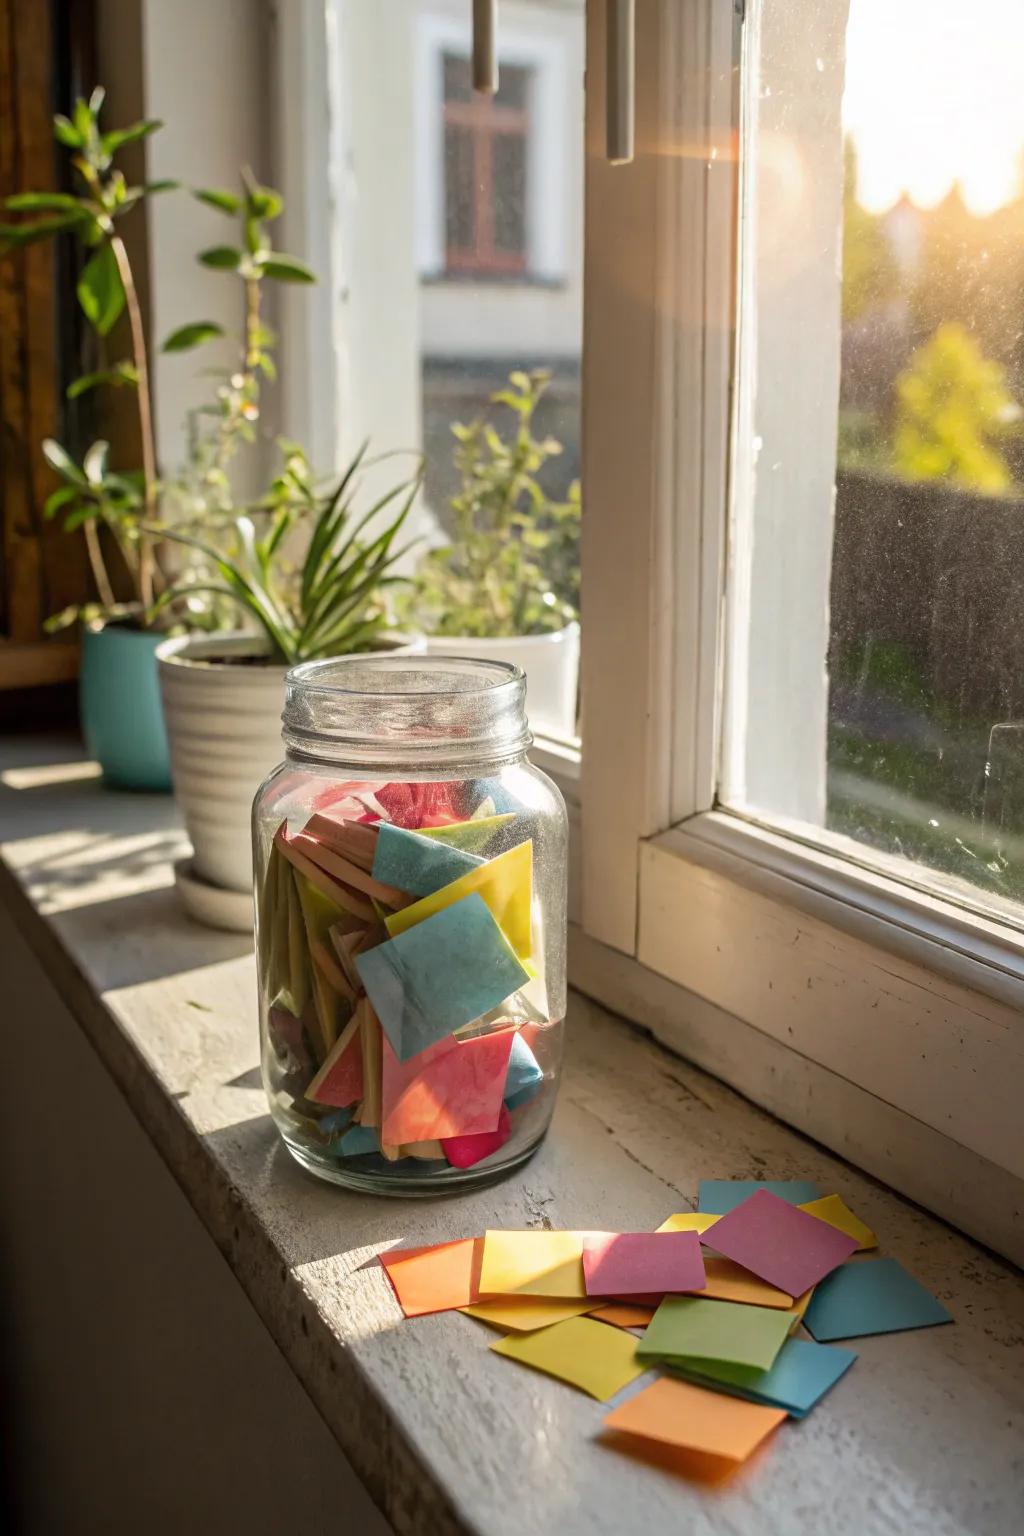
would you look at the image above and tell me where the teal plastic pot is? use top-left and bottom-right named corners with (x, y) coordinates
top-left (80, 624), bottom-right (173, 791)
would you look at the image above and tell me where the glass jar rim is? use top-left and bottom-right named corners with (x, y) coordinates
top-left (281, 654), bottom-right (533, 770)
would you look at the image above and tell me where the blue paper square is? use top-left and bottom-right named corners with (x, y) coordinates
top-left (355, 891), bottom-right (529, 1061)
top-left (503, 1031), bottom-right (544, 1110)
top-left (334, 1123), bottom-right (380, 1157)
top-left (803, 1257), bottom-right (952, 1341)
top-left (668, 1336), bottom-right (857, 1419)
top-left (698, 1178), bottom-right (822, 1214)
top-left (372, 822), bottom-right (482, 897)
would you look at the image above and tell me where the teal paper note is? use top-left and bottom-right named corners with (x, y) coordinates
top-left (504, 1031), bottom-right (544, 1110)
top-left (698, 1178), bottom-right (822, 1214)
top-left (372, 821), bottom-right (483, 897)
top-left (637, 1295), bottom-right (792, 1372)
top-left (666, 1336), bottom-right (857, 1419)
top-left (803, 1258), bottom-right (952, 1341)
top-left (355, 892), bottom-right (530, 1061)
top-left (335, 1124), bottom-right (380, 1156)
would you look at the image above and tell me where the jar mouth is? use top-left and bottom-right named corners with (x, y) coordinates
top-left (281, 655), bottom-right (533, 769)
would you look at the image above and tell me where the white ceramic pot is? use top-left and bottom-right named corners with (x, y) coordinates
top-left (157, 632), bottom-right (423, 900)
top-left (423, 622), bottom-right (579, 740)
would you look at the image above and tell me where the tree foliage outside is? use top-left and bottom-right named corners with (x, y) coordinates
top-left (841, 140), bottom-right (897, 325)
top-left (892, 322), bottom-right (1020, 492)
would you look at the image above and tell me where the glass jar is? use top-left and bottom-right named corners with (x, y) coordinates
top-left (252, 655), bottom-right (568, 1194)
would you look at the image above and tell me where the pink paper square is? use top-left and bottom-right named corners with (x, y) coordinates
top-left (441, 1105), bottom-right (512, 1168)
top-left (703, 1187), bottom-right (859, 1296)
top-left (381, 1028), bottom-right (515, 1143)
top-left (582, 1232), bottom-right (706, 1297)
top-left (308, 1028), bottom-right (363, 1107)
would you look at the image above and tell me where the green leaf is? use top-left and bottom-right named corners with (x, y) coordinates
top-left (76, 242), bottom-right (124, 335)
top-left (257, 253), bottom-right (315, 284)
top-left (89, 86), bottom-right (106, 116)
top-left (42, 439), bottom-right (87, 485)
top-left (198, 245), bottom-right (243, 270)
top-left (3, 191), bottom-right (82, 213)
top-left (246, 186), bottom-right (283, 221)
top-left (43, 485), bottom-right (79, 519)
top-left (53, 114), bottom-right (81, 148)
top-left (83, 440), bottom-right (109, 485)
top-left (194, 188), bottom-right (242, 214)
top-left (0, 212), bottom-right (89, 250)
top-left (140, 180), bottom-right (179, 196)
top-left (100, 119), bottom-right (162, 156)
top-left (64, 505), bottom-right (99, 531)
top-left (73, 98), bottom-right (94, 142)
top-left (67, 361), bottom-right (139, 398)
top-left (161, 320), bottom-right (225, 353)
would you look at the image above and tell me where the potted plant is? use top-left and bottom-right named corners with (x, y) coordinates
top-left (0, 91), bottom-right (319, 790)
top-left (405, 369), bottom-right (581, 739)
top-left (153, 441), bottom-right (422, 925)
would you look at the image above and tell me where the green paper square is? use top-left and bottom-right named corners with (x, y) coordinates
top-left (636, 1295), bottom-right (793, 1372)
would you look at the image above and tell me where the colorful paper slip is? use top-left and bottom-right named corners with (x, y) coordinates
top-left (656, 1212), bottom-right (721, 1236)
top-left (479, 1230), bottom-right (592, 1299)
top-left (442, 1104), bottom-right (512, 1168)
top-left (384, 840), bottom-right (533, 962)
top-left (798, 1194), bottom-right (878, 1251)
top-left (692, 1257), bottom-right (794, 1310)
top-left (356, 893), bottom-right (529, 1061)
top-left (292, 827), bottom-right (407, 907)
top-left (335, 1123), bottom-right (380, 1156)
top-left (419, 812), bottom-right (515, 853)
top-left (704, 1188), bottom-right (859, 1297)
top-left (462, 1296), bottom-right (594, 1331)
top-left (380, 1237), bottom-right (483, 1317)
top-left (589, 1303), bottom-right (658, 1330)
top-left (603, 1377), bottom-right (787, 1464)
top-left (503, 1030), bottom-right (544, 1109)
top-left (637, 1296), bottom-right (793, 1372)
top-left (665, 1336), bottom-right (857, 1419)
top-left (380, 1028), bottom-right (515, 1143)
top-left (275, 825), bottom-right (376, 921)
top-left (583, 1232), bottom-right (706, 1298)
top-left (491, 1315), bottom-right (646, 1401)
top-left (305, 1012), bottom-right (363, 1107)
top-left (372, 822), bottom-right (483, 897)
top-left (698, 1179), bottom-right (822, 1214)
top-left (802, 1258), bottom-right (952, 1341)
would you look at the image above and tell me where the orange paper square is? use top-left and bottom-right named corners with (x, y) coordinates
top-left (380, 1237), bottom-right (483, 1317)
top-left (604, 1377), bottom-right (786, 1463)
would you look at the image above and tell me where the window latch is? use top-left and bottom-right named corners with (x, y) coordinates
top-left (607, 0), bottom-right (636, 165)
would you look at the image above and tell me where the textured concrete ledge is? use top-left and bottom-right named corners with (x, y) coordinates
top-left (1, 739), bottom-right (1022, 1536)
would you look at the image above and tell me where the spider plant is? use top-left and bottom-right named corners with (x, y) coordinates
top-left (152, 442), bottom-right (421, 664)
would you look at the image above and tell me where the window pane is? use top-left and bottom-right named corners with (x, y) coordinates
top-left (444, 122), bottom-right (477, 255)
top-left (492, 132), bottom-right (527, 255)
top-left (725, 0), bottom-right (1024, 920)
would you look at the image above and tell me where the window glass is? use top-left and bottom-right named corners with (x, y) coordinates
top-left (724, 0), bottom-right (1024, 920)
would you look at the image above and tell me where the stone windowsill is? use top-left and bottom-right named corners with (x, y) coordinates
top-left (0, 738), bottom-right (1021, 1536)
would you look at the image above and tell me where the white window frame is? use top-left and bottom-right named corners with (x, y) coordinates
top-left (412, 10), bottom-right (571, 282)
top-left (578, 0), bottom-right (1023, 1266)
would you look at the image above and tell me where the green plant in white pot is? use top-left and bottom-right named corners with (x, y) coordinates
top-left (405, 369), bottom-right (580, 739)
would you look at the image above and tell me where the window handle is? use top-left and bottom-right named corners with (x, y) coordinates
top-left (607, 0), bottom-right (635, 165)
top-left (472, 0), bottom-right (498, 95)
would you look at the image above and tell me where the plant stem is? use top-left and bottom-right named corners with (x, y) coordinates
top-left (110, 233), bottom-right (157, 611)
top-left (84, 519), bottom-right (117, 609)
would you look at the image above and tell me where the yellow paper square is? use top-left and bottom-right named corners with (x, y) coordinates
top-left (798, 1194), bottom-right (877, 1250)
top-left (492, 1316), bottom-right (646, 1400)
top-left (656, 1213), bottom-right (721, 1235)
top-left (479, 1230), bottom-right (591, 1298)
top-left (462, 1297), bottom-right (594, 1332)
top-left (384, 840), bottom-right (533, 961)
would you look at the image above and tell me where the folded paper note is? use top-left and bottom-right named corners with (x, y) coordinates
top-left (356, 893), bottom-right (530, 1061)
top-left (689, 1257), bottom-right (794, 1310)
top-left (293, 824), bottom-right (407, 906)
top-left (380, 1028), bottom-right (515, 1144)
top-left (372, 822), bottom-right (483, 897)
top-left (583, 1232), bottom-right (706, 1298)
top-left (703, 1189), bottom-right (859, 1298)
top-left (666, 1336), bottom-right (857, 1419)
top-left (305, 1013), bottom-right (364, 1107)
top-left (479, 1229), bottom-right (591, 1299)
top-left (418, 812), bottom-right (515, 854)
top-left (274, 824), bottom-right (377, 921)
top-left (589, 1303), bottom-right (658, 1330)
top-left (698, 1179), bottom-right (823, 1214)
top-left (802, 1257), bottom-right (952, 1341)
top-left (491, 1315), bottom-right (646, 1401)
top-left (798, 1194), bottom-right (878, 1251)
top-left (638, 1296), bottom-right (793, 1373)
top-left (503, 1030), bottom-right (544, 1110)
top-left (656, 1213), bottom-right (721, 1236)
top-left (462, 1296), bottom-right (594, 1332)
top-left (603, 1377), bottom-right (787, 1464)
top-left (380, 1237), bottom-right (483, 1318)
top-left (442, 1104), bottom-right (512, 1168)
top-left (384, 840), bottom-right (533, 961)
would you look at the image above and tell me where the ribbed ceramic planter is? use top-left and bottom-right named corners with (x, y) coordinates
top-left (157, 633), bottom-right (425, 903)
top-left (80, 623), bottom-right (172, 791)
top-left (423, 622), bottom-right (579, 740)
